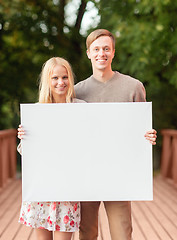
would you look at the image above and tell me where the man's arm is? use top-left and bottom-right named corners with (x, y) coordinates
top-left (134, 81), bottom-right (146, 102)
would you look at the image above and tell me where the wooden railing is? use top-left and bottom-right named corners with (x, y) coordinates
top-left (0, 129), bottom-right (17, 188)
top-left (161, 129), bottom-right (177, 184)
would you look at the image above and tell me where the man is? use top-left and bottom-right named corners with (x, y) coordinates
top-left (74, 29), bottom-right (157, 240)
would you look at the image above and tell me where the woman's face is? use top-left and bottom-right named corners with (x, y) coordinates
top-left (50, 65), bottom-right (69, 99)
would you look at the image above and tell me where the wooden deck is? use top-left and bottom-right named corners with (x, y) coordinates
top-left (0, 175), bottom-right (177, 240)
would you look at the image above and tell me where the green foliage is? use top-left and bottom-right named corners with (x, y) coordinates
top-left (0, 0), bottom-right (90, 129)
top-left (0, 0), bottom-right (177, 169)
top-left (96, 0), bottom-right (177, 168)
top-left (98, 0), bottom-right (177, 86)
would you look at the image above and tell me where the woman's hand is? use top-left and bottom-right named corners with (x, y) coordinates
top-left (144, 129), bottom-right (157, 145)
top-left (17, 124), bottom-right (25, 139)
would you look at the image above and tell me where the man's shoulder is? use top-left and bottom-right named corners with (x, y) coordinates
top-left (75, 75), bottom-right (93, 89)
top-left (116, 71), bottom-right (144, 89)
top-left (117, 71), bottom-right (141, 83)
top-left (74, 75), bottom-right (95, 101)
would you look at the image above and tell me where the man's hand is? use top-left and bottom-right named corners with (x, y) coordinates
top-left (144, 129), bottom-right (157, 145)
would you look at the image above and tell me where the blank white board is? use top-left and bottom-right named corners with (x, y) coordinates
top-left (21, 102), bottom-right (153, 201)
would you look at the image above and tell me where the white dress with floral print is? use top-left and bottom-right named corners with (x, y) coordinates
top-left (19, 201), bottom-right (80, 232)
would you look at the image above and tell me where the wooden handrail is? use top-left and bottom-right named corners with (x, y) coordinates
top-left (0, 129), bottom-right (17, 188)
top-left (161, 129), bottom-right (177, 136)
top-left (161, 129), bottom-right (177, 184)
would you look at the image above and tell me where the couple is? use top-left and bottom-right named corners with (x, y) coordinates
top-left (18, 29), bottom-right (157, 240)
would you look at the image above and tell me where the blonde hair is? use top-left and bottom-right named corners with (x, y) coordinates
top-left (39, 57), bottom-right (75, 103)
top-left (86, 29), bottom-right (115, 50)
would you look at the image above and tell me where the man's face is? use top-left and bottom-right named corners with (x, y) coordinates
top-left (87, 36), bottom-right (115, 71)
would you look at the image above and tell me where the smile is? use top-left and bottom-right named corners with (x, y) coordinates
top-left (96, 59), bottom-right (107, 61)
top-left (96, 59), bottom-right (107, 64)
top-left (55, 86), bottom-right (67, 90)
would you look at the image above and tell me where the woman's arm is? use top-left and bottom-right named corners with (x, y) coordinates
top-left (18, 124), bottom-right (25, 139)
top-left (17, 124), bottom-right (25, 155)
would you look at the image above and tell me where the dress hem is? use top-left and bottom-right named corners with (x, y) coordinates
top-left (18, 221), bottom-right (79, 232)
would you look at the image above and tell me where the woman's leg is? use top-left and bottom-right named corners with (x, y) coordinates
top-left (54, 231), bottom-right (73, 240)
top-left (34, 228), bottom-right (53, 240)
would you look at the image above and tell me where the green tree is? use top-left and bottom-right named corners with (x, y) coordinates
top-left (0, 0), bottom-right (95, 129)
top-left (96, 0), bottom-right (177, 86)
top-left (94, 0), bottom-right (177, 168)
top-left (1, 0), bottom-right (177, 169)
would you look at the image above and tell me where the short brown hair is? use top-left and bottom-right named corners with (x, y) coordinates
top-left (86, 29), bottom-right (115, 50)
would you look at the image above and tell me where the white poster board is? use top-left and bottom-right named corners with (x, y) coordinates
top-left (21, 102), bottom-right (153, 201)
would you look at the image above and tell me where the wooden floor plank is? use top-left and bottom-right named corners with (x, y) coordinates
top-left (98, 202), bottom-right (111, 240)
top-left (0, 180), bottom-right (20, 205)
top-left (131, 215), bottom-right (146, 240)
top-left (155, 176), bottom-right (177, 195)
top-left (29, 229), bottom-right (35, 240)
top-left (0, 176), bottom-right (177, 240)
top-left (145, 200), bottom-right (177, 239)
top-left (132, 201), bottom-right (160, 240)
top-left (153, 186), bottom-right (177, 214)
top-left (154, 177), bottom-right (177, 206)
top-left (0, 191), bottom-right (21, 236)
top-left (153, 190), bottom-right (177, 226)
top-left (0, 180), bottom-right (21, 219)
top-left (138, 201), bottom-right (172, 240)
top-left (0, 209), bottom-right (21, 240)
top-left (13, 224), bottom-right (33, 240)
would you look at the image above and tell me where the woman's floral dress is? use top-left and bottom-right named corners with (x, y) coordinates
top-left (19, 201), bottom-right (80, 232)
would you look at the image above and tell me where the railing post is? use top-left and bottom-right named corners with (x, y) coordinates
top-left (161, 130), bottom-right (172, 178)
top-left (161, 129), bottom-right (177, 185)
top-left (2, 137), bottom-right (10, 187)
top-left (172, 136), bottom-right (177, 184)
top-left (0, 129), bottom-right (17, 188)
top-left (9, 136), bottom-right (17, 178)
top-left (0, 138), bottom-right (2, 187)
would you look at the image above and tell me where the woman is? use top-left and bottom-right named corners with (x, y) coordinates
top-left (18, 57), bottom-right (85, 240)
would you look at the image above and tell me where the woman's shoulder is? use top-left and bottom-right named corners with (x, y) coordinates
top-left (72, 98), bottom-right (87, 103)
